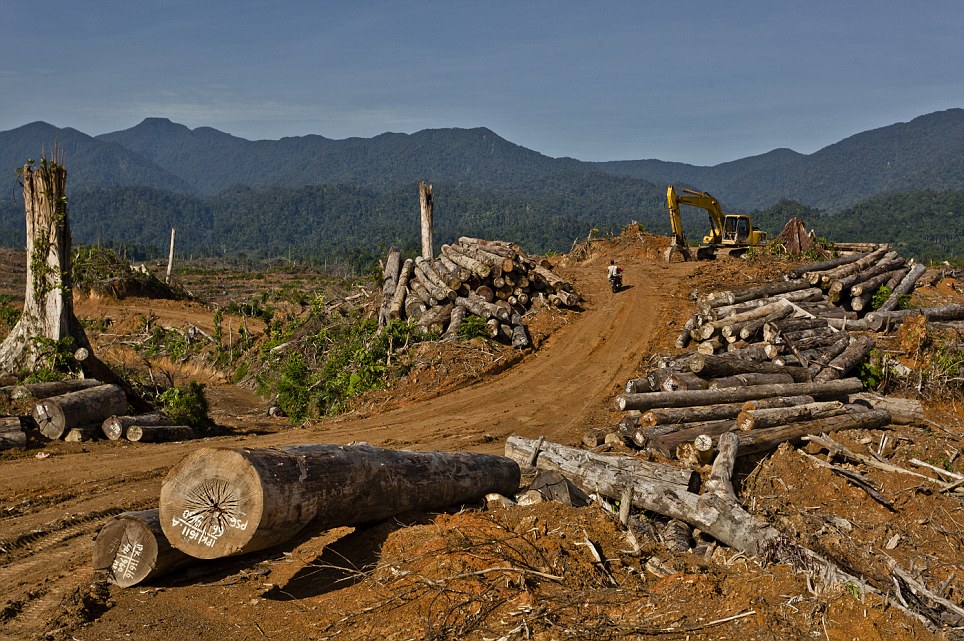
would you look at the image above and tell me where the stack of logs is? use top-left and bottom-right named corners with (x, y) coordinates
top-left (606, 247), bottom-right (938, 465)
top-left (378, 237), bottom-right (580, 348)
top-left (0, 379), bottom-right (196, 450)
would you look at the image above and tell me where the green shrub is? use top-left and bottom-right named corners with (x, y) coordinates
top-left (158, 382), bottom-right (214, 434)
top-left (457, 315), bottom-right (490, 340)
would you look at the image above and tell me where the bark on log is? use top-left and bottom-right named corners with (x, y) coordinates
top-left (696, 338), bottom-right (723, 355)
top-left (850, 265), bottom-right (908, 298)
top-left (0, 418), bottom-right (26, 450)
top-left (725, 343), bottom-right (771, 362)
top-left (708, 372), bottom-right (795, 388)
top-left (414, 258), bottom-right (457, 302)
top-left (662, 371), bottom-right (708, 391)
top-left (94, 509), bottom-right (195, 588)
top-left (711, 288), bottom-right (824, 320)
top-left (737, 400), bottom-right (845, 430)
top-left (10, 378), bottom-right (105, 401)
top-left (727, 279), bottom-right (813, 304)
top-left (817, 247), bottom-right (890, 287)
top-left (625, 377), bottom-right (656, 394)
top-left (64, 425), bottom-right (102, 442)
top-left (741, 394), bottom-right (816, 411)
top-left (441, 244), bottom-right (491, 279)
top-left (378, 249), bottom-right (401, 326)
top-left (456, 294), bottom-right (510, 322)
top-left (417, 302), bottom-right (454, 334)
top-left (646, 420), bottom-right (738, 455)
top-left (813, 336), bottom-right (875, 382)
top-left (877, 263), bottom-right (927, 312)
top-left (388, 259), bottom-right (414, 320)
top-left (160, 444), bottom-right (521, 559)
top-left (617, 377), bottom-right (864, 411)
top-left (641, 402), bottom-right (748, 426)
top-left (102, 412), bottom-right (175, 440)
top-left (441, 305), bottom-right (466, 342)
top-left (865, 304), bottom-right (964, 331)
top-left (505, 435), bottom-right (700, 492)
top-left (127, 424), bottom-right (197, 443)
top-left (689, 353), bottom-right (812, 382)
top-left (847, 393), bottom-right (925, 425)
top-left (439, 254), bottom-right (471, 283)
top-left (698, 300), bottom-right (793, 339)
top-left (33, 384), bottom-right (128, 440)
top-left (732, 409), bottom-right (891, 457)
top-left (511, 324), bottom-right (531, 349)
top-left (790, 252), bottom-right (870, 280)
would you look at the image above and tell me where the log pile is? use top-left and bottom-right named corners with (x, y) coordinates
top-left (378, 237), bottom-right (580, 348)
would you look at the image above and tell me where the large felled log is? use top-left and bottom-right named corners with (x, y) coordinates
top-left (441, 305), bottom-right (466, 342)
top-left (617, 377), bottom-right (864, 411)
top-left (865, 304), bottom-right (964, 332)
top-left (646, 420), bottom-right (738, 454)
top-left (697, 300), bottom-right (793, 340)
top-left (736, 400), bottom-right (845, 430)
top-left (33, 384), bottom-right (128, 440)
top-left (416, 302), bottom-right (454, 334)
top-left (442, 244), bottom-right (491, 279)
top-left (0, 417), bottom-right (26, 450)
top-left (689, 353), bottom-right (812, 382)
top-left (10, 378), bottom-right (103, 401)
top-left (505, 435), bottom-right (700, 492)
top-left (102, 412), bottom-right (174, 440)
top-left (160, 444), bottom-right (520, 559)
top-left (127, 424), bottom-right (196, 443)
top-left (456, 294), bottom-right (510, 322)
top-left (813, 336), bottom-right (875, 382)
top-left (731, 409), bottom-right (891, 457)
top-left (414, 257), bottom-right (457, 302)
top-left (877, 263), bottom-right (927, 312)
top-left (847, 393), bottom-right (925, 425)
top-left (94, 509), bottom-right (195, 588)
top-left (710, 288), bottom-right (824, 320)
top-left (816, 247), bottom-right (890, 287)
top-left (64, 425), bottom-right (102, 442)
top-left (708, 372), bottom-right (795, 388)
top-left (378, 249), bottom-right (401, 326)
top-left (789, 252), bottom-right (870, 280)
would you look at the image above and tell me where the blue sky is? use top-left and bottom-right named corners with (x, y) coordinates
top-left (1, 1), bottom-right (962, 165)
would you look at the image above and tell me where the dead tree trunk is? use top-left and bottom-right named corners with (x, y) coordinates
top-left (419, 182), bottom-right (433, 260)
top-left (94, 509), bottom-right (194, 588)
top-left (159, 444), bottom-right (520, 559)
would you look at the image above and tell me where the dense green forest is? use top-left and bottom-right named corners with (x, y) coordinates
top-left (0, 180), bottom-right (960, 267)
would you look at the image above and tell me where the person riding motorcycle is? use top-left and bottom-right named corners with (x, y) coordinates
top-left (607, 260), bottom-right (623, 292)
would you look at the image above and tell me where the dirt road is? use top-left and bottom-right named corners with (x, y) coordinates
top-left (0, 250), bottom-right (699, 639)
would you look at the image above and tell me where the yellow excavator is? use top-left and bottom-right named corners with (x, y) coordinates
top-left (665, 185), bottom-right (768, 262)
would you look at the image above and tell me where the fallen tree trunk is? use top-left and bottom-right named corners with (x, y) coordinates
top-left (813, 336), bottom-right (875, 382)
top-left (689, 353), bottom-right (812, 382)
top-left (10, 378), bottom-right (103, 401)
top-left (865, 304), bottom-right (964, 332)
top-left (0, 417), bottom-right (26, 450)
top-left (789, 252), bottom-right (869, 280)
top-left (102, 412), bottom-right (173, 440)
top-left (847, 392), bottom-right (925, 425)
top-left (33, 384), bottom-right (128, 440)
top-left (732, 408), bottom-right (891, 456)
top-left (160, 444), bottom-right (521, 559)
top-left (64, 425), bottom-right (102, 442)
top-left (877, 263), bottom-right (927, 312)
top-left (708, 372), bottom-right (795, 388)
top-left (378, 248), bottom-right (401, 326)
top-left (94, 509), bottom-right (195, 588)
top-left (736, 400), bottom-right (845, 430)
top-left (127, 424), bottom-right (196, 443)
top-left (505, 435), bottom-right (700, 492)
top-left (617, 377), bottom-right (864, 411)
top-left (388, 258), bottom-right (413, 320)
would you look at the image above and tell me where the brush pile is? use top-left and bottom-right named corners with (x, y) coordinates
top-left (378, 237), bottom-right (581, 348)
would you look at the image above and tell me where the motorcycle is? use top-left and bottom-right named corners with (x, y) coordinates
top-left (608, 269), bottom-right (623, 293)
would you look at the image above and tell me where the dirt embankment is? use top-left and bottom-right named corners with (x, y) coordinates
top-left (0, 236), bottom-right (962, 640)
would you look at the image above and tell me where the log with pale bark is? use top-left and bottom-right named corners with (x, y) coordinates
top-left (388, 258), bottom-right (413, 320)
top-left (94, 509), bottom-right (195, 588)
top-left (378, 248), bottom-right (401, 326)
top-left (877, 263), bottom-right (927, 312)
top-left (865, 304), bottom-right (964, 331)
top-left (788, 252), bottom-right (869, 280)
top-left (846, 392), bottom-right (925, 425)
top-left (689, 353), bottom-right (812, 382)
top-left (0, 417), bottom-right (26, 450)
top-left (813, 336), bottom-right (875, 382)
top-left (728, 408), bottom-right (891, 457)
top-left (64, 425), bottom-right (102, 442)
top-left (33, 384), bottom-right (128, 440)
top-left (617, 377), bottom-right (864, 411)
top-left (9, 378), bottom-right (103, 401)
top-left (736, 400), bottom-right (845, 430)
top-left (814, 247), bottom-right (890, 288)
top-left (127, 424), bottom-right (196, 443)
top-left (708, 372), bottom-right (795, 388)
top-left (160, 444), bottom-right (521, 559)
top-left (505, 435), bottom-right (700, 492)
top-left (102, 412), bottom-right (174, 440)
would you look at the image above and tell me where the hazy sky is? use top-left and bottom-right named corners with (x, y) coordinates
top-left (2, 1), bottom-right (962, 165)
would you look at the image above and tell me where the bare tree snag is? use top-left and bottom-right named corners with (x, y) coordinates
top-left (159, 444), bottom-right (521, 559)
top-left (33, 384), bottom-right (128, 440)
top-left (94, 509), bottom-right (194, 588)
top-left (165, 228), bottom-right (176, 284)
top-left (419, 182), bottom-right (433, 260)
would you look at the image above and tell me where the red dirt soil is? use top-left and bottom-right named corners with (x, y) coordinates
top-left (0, 236), bottom-right (962, 640)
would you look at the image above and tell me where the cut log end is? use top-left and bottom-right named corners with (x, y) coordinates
top-left (159, 448), bottom-right (264, 560)
top-left (94, 516), bottom-right (162, 588)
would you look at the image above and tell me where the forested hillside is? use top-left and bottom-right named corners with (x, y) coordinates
top-left (1, 109), bottom-right (961, 265)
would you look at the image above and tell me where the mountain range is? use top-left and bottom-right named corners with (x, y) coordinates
top-left (0, 109), bottom-right (961, 264)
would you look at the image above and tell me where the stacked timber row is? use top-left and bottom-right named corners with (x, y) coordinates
top-left (0, 378), bottom-right (197, 446)
top-left (378, 237), bottom-right (581, 348)
top-left (609, 246), bottom-right (942, 463)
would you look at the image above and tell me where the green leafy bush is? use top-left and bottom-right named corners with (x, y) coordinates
top-left (158, 382), bottom-right (214, 434)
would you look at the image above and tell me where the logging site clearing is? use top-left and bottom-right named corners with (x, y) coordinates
top-left (1, 227), bottom-right (964, 641)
